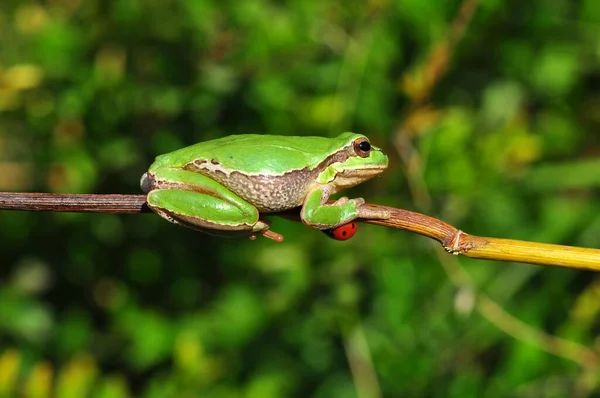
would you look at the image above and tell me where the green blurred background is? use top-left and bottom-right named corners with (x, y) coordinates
top-left (1, 0), bottom-right (600, 396)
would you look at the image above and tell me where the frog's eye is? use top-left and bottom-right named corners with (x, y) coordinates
top-left (353, 138), bottom-right (371, 158)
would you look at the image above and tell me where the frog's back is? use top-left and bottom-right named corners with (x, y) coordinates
top-left (151, 134), bottom-right (345, 175)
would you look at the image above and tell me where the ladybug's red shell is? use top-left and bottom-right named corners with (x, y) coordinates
top-left (323, 222), bottom-right (358, 241)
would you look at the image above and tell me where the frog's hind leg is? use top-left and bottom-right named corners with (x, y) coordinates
top-left (148, 189), bottom-right (270, 234)
top-left (146, 168), bottom-right (271, 237)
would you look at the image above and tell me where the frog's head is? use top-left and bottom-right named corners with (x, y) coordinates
top-left (321, 132), bottom-right (388, 192)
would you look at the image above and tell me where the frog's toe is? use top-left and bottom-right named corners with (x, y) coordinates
top-left (252, 219), bottom-right (271, 232)
top-left (257, 229), bottom-right (284, 243)
top-left (332, 196), bottom-right (350, 205)
top-left (357, 205), bottom-right (391, 220)
top-left (351, 197), bottom-right (366, 206)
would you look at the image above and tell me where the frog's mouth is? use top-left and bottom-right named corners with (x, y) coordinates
top-left (333, 165), bottom-right (387, 190)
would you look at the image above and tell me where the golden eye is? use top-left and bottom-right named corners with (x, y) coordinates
top-left (353, 138), bottom-right (371, 158)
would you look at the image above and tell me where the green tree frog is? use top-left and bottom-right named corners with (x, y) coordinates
top-left (141, 132), bottom-right (390, 242)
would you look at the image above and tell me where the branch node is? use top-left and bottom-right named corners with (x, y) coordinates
top-left (444, 230), bottom-right (486, 255)
top-left (445, 229), bottom-right (464, 255)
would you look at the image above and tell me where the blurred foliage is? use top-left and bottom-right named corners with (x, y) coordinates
top-left (0, 0), bottom-right (600, 396)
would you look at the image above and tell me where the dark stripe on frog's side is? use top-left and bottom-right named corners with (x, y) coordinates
top-left (183, 148), bottom-right (352, 212)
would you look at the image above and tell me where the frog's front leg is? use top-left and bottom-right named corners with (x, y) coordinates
top-left (300, 184), bottom-right (390, 230)
top-left (144, 168), bottom-right (273, 238)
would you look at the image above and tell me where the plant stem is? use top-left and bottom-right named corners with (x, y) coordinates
top-left (0, 192), bottom-right (148, 213)
top-left (361, 204), bottom-right (600, 272)
top-left (1, 192), bottom-right (599, 271)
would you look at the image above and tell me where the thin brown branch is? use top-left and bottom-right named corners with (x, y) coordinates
top-left (362, 203), bottom-right (600, 272)
top-left (0, 192), bottom-right (148, 213)
top-left (0, 192), bottom-right (599, 272)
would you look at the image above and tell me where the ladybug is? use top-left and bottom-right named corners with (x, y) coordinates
top-left (322, 221), bottom-right (358, 241)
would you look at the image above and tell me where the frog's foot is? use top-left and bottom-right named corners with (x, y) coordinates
top-left (356, 201), bottom-right (391, 220)
top-left (331, 196), bottom-right (365, 207)
top-left (332, 196), bottom-right (390, 220)
top-left (248, 220), bottom-right (285, 243)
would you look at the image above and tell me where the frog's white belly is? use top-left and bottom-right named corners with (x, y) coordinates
top-left (191, 165), bottom-right (318, 212)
